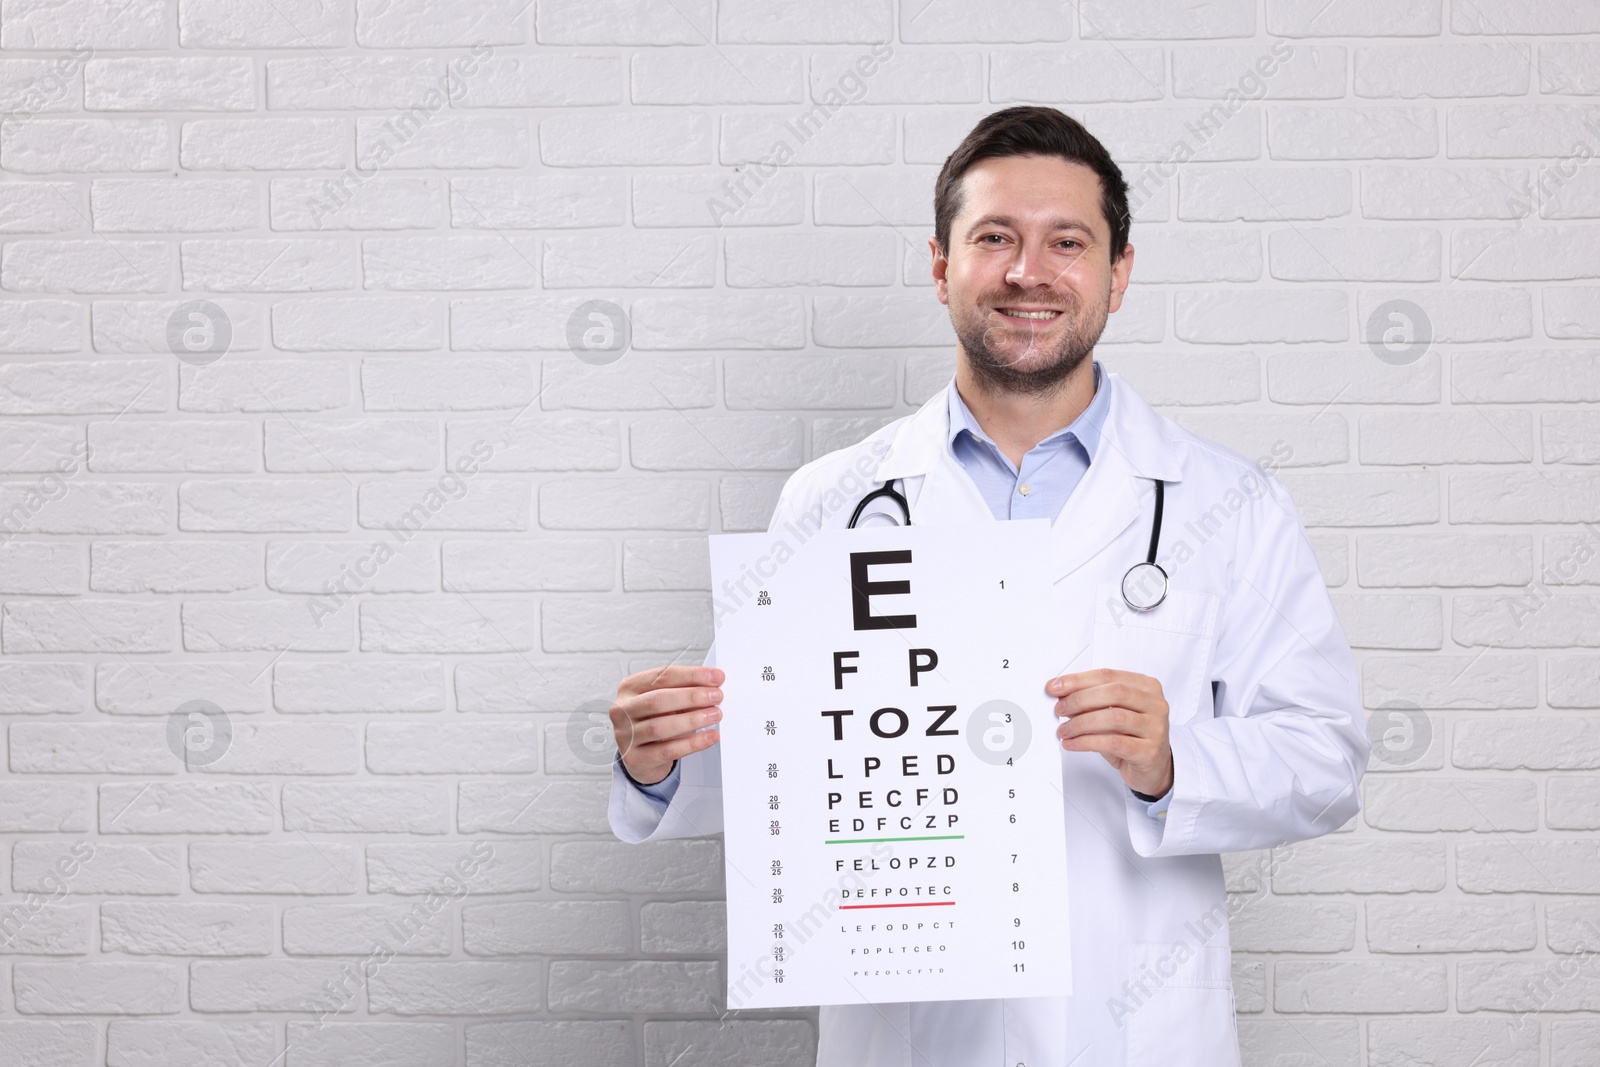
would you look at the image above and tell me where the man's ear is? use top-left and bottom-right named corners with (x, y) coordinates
top-left (1107, 242), bottom-right (1134, 314)
top-left (929, 235), bottom-right (950, 305)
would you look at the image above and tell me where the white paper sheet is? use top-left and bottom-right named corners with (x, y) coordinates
top-left (708, 519), bottom-right (1072, 1009)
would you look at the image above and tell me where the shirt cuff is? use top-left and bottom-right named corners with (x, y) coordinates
top-left (618, 754), bottom-right (681, 807)
top-left (1130, 784), bottom-right (1173, 819)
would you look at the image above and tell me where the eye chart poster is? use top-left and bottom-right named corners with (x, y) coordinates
top-left (708, 519), bottom-right (1072, 1010)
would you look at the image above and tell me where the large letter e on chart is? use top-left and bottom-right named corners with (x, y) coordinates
top-left (850, 550), bottom-right (917, 631)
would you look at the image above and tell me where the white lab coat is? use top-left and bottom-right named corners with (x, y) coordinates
top-left (609, 370), bottom-right (1367, 1067)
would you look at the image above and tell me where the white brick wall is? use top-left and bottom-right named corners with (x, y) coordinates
top-left (0, 2), bottom-right (1596, 1064)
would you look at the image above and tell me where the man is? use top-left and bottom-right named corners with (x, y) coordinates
top-left (607, 106), bottom-right (1367, 1067)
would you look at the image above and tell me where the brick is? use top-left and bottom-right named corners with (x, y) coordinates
top-left (549, 959), bottom-right (718, 1013)
top-left (1354, 44), bottom-right (1530, 98)
top-left (180, 479), bottom-right (349, 532)
top-left (180, 0), bottom-right (349, 48)
top-left (362, 357), bottom-right (533, 411)
top-left (1368, 1019), bottom-right (1537, 1067)
top-left (0, 1022), bottom-right (98, 1067)
top-left (265, 538), bottom-right (437, 595)
top-left (460, 53), bottom-right (621, 108)
top-left (274, 297), bottom-right (444, 352)
top-left (1356, 533), bottom-right (1531, 587)
top-left (360, 600), bottom-right (536, 653)
top-left (1546, 901), bottom-right (1600, 953)
top-left (14, 961), bottom-right (182, 1014)
top-left (367, 722), bottom-right (540, 773)
top-left (1364, 654), bottom-right (1538, 709)
top-left (550, 840), bottom-right (723, 894)
top-left (4, 600), bottom-right (174, 654)
top-left (282, 782), bottom-right (450, 834)
top-left (1271, 840), bottom-right (1446, 893)
top-left (641, 900), bottom-right (725, 954)
top-left (1274, 960), bottom-right (1446, 1013)
top-left (717, 0), bottom-right (890, 43)
top-left (86, 57), bottom-right (254, 111)
top-left (1175, 290), bottom-right (1346, 343)
top-left (95, 661), bottom-right (266, 715)
top-left (446, 417), bottom-right (618, 472)
top-left (12, 841), bottom-right (182, 895)
top-left (1547, 777), bottom-right (1600, 830)
top-left (1547, 286), bottom-right (1600, 338)
top-left (273, 660), bottom-right (445, 713)
top-left (541, 111), bottom-right (708, 167)
top-left (456, 658), bottom-right (620, 715)
top-left (1457, 842), bottom-right (1600, 892)
top-left (1459, 716), bottom-right (1600, 767)
top-left (541, 596), bottom-right (711, 653)
top-left (180, 360), bottom-right (348, 413)
top-left (1551, 661), bottom-right (1600, 708)
top-left (0, 902), bottom-right (89, 954)
top-left (540, 478), bottom-right (711, 531)
top-left (368, 962), bottom-right (543, 1014)
top-left (992, 48), bottom-right (1163, 104)
top-left (4, 118), bottom-right (170, 173)
top-left (1365, 899), bottom-right (1537, 952)
top-left (99, 782), bottom-right (275, 834)
top-left (458, 780), bottom-right (608, 835)
top-left (190, 842), bottom-right (360, 895)
top-left (354, 0), bottom-right (530, 46)
top-left (632, 49), bottom-right (798, 105)
top-left (1454, 594), bottom-right (1600, 648)
top-left (366, 841), bottom-right (532, 894)
top-left (1270, 107), bottom-right (1437, 159)
top-left (1238, 1020), bottom-right (1359, 1067)
top-left (100, 902), bottom-right (273, 956)
top-left (1330, 593), bottom-right (1441, 649)
top-left (535, 0), bottom-right (712, 44)
top-left (1275, 471), bottom-right (1438, 526)
top-left (640, 170), bottom-right (803, 228)
top-left (0, 781), bottom-right (89, 831)
top-left (285, 1022), bottom-right (456, 1067)
top-left (1363, 778), bottom-right (1537, 831)
top-left (464, 900), bottom-right (629, 955)
top-left (183, 599), bottom-right (352, 653)
top-left (91, 541), bottom-right (257, 593)
top-left (1360, 165), bottom-right (1529, 219)
top-left (1448, 104), bottom-right (1600, 159)
top-left (1458, 960), bottom-right (1600, 1012)
top-left (274, 176), bottom-right (443, 231)
top-left (467, 1020), bottom-right (632, 1067)
top-left (357, 477), bottom-right (529, 532)
top-left (1228, 900), bottom-right (1355, 952)
top-left (191, 960), bottom-right (359, 1012)
top-left (265, 418), bottom-right (438, 473)
top-left (282, 902), bottom-right (452, 955)
top-left (443, 539), bottom-right (612, 592)
top-left (189, 722), bottom-right (360, 776)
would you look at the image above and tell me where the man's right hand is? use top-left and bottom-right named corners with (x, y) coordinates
top-left (611, 665), bottom-right (725, 786)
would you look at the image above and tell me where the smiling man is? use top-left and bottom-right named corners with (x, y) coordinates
top-left (607, 106), bottom-right (1366, 1067)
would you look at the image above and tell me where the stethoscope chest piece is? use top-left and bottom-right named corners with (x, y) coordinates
top-left (1119, 477), bottom-right (1169, 612)
top-left (1121, 560), bottom-right (1169, 612)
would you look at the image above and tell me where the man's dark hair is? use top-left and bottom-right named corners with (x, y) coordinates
top-left (933, 105), bottom-right (1131, 264)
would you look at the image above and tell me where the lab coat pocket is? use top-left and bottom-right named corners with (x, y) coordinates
top-left (1124, 942), bottom-right (1239, 1067)
top-left (1091, 586), bottom-right (1219, 727)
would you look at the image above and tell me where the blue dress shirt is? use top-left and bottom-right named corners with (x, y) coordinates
top-left (628, 359), bottom-right (1171, 815)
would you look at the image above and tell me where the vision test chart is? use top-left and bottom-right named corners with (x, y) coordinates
top-left (707, 519), bottom-right (1073, 1009)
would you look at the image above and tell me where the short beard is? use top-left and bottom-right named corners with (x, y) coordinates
top-left (953, 290), bottom-right (1107, 399)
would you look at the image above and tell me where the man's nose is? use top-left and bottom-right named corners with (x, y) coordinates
top-left (1004, 239), bottom-right (1055, 290)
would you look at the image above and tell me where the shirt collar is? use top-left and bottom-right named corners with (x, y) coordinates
top-left (945, 359), bottom-right (1109, 461)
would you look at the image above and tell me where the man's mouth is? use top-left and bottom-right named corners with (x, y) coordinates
top-left (994, 307), bottom-right (1063, 321)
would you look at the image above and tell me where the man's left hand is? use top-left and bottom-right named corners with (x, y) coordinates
top-left (1048, 668), bottom-right (1173, 798)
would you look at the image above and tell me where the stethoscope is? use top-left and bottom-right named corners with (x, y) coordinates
top-left (846, 477), bottom-right (1170, 612)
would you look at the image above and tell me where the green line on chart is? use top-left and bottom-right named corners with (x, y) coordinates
top-left (823, 834), bottom-right (966, 844)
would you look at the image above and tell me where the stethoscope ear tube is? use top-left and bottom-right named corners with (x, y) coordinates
top-left (847, 479), bottom-right (912, 528)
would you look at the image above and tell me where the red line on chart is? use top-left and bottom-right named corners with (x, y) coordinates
top-left (838, 901), bottom-right (957, 910)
